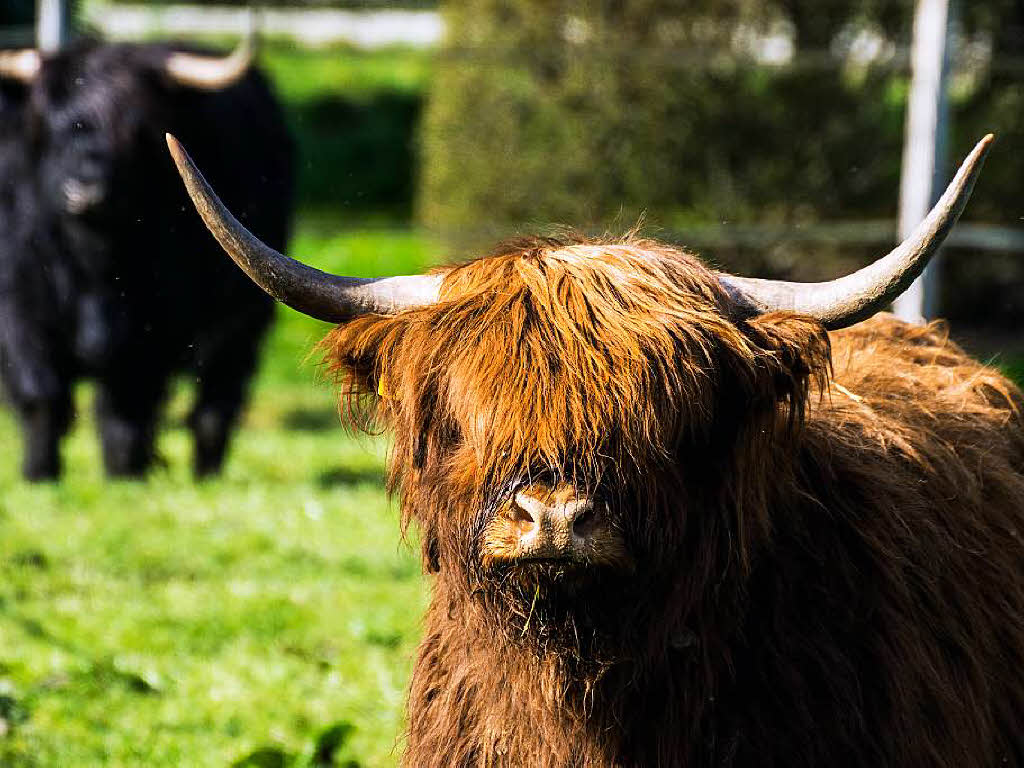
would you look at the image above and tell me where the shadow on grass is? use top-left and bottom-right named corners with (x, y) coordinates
top-left (1, 610), bottom-right (161, 695)
top-left (231, 720), bottom-right (359, 768)
top-left (282, 407), bottom-right (341, 432)
top-left (316, 466), bottom-right (384, 488)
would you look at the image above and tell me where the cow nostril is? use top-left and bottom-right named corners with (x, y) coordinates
top-left (512, 503), bottom-right (535, 535)
top-left (573, 505), bottom-right (597, 537)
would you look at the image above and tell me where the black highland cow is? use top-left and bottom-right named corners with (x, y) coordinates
top-left (0, 41), bottom-right (293, 480)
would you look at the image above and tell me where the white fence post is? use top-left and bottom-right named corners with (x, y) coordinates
top-left (893, 0), bottom-right (953, 323)
top-left (36, 0), bottom-right (71, 52)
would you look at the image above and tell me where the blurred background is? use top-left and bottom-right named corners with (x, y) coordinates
top-left (0, 1), bottom-right (1021, 765)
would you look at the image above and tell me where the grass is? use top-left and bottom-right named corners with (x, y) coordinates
top-left (0, 226), bottom-right (443, 768)
top-left (261, 44), bottom-right (434, 106)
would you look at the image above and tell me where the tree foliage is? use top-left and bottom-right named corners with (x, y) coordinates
top-left (419, 0), bottom-right (1024, 272)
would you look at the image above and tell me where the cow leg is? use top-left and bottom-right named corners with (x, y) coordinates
top-left (189, 336), bottom-right (264, 478)
top-left (16, 393), bottom-right (73, 482)
top-left (190, 400), bottom-right (237, 478)
top-left (94, 373), bottom-right (166, 478)
top-left (0, 340), bottom-right (73, 481)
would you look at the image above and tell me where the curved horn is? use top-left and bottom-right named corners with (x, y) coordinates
top-left (0, 49), bottom-right (40, 82)
top-left (720, 134), bottom-right (994, 330)
top-left (165, 134), bottom-right (441, 323)
top-left (164, 38), bottom-right (253, 90)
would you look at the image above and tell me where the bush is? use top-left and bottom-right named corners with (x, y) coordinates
top-left (418, 0), bottom-right (1024, 295)
top-left (421, 2), bottom-right (908, 246)
top-left (259, 43), bottom-right (433, 220)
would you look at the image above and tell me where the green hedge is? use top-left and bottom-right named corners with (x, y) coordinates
top-left (418, 1), bottom-right (1024, 312)
top-left (420, 49), bottom-right (909, 241)
top-left (258, 43), bottom-right (433, 221)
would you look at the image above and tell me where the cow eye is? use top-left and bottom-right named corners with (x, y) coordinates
top-left (71, 118), bottom-right (94, 136)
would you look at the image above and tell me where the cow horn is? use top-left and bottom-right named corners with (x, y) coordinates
top-left (165, 134), bottom-right (441, 322)
top-left (719, 134), bottom-right (994, 330)
top-left (0, 49), bottom-right (40, 82)
top-left (164, 38), bottom-right (253, 90)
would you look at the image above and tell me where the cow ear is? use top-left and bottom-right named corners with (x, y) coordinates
top-left (318, 314), bottom-right (413, 427)
top-left (740, 312), bottom-right (831, 409)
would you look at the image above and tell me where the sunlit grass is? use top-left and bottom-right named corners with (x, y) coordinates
top-left (0, 393), bottom-right (420, 766)
top-left (261, 44), bottom-right (434, 106)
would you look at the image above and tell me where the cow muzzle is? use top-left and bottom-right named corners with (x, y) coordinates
top-left (62, 177), bottom-right (107, 215)
top-left (483, 483), bottom-right (625, 567)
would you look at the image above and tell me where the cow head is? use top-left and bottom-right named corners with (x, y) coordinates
top-left (0, 40), bottom-right (252, 221)
top-left (166, 133), bottom-right (992, 647)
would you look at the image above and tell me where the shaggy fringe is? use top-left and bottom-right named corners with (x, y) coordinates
top-left (319, 235), bottom-right (1024, 768)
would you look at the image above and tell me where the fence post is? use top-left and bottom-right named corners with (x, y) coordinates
top-left (36, 0), bottom-right (71, 52)
top-left (893, 0), bottom-right (953, 323)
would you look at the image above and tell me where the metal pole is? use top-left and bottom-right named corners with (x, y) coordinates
top-left (36, 0), bottom-right (71, 52)
top-left (893, 0), bottom-right (952, 323)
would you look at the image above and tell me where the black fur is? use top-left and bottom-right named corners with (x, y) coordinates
top-left (0, 41), bottom-right (294, 480)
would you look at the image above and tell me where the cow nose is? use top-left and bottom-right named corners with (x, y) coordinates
top-left (511, 489), bottom-right (596, 561)
top-left (62, 177), bottom-right (106, 214)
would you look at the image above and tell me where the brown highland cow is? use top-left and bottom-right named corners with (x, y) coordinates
top-left (167, 133), bottom-right (1023, 768)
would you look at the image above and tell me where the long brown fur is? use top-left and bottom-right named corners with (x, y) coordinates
top-left (320, 234), bottom-right (1024, 768)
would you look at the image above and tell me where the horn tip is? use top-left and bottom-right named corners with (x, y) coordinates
top-left (975, 133), bottom-right (996, 157)
top-left (165, 134), bottom-right (204, 197)
top-left (165, 133), bottom-right (188, 167)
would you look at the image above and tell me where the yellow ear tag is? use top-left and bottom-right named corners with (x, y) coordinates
top-left (377, 373), bottom-right (390, 399)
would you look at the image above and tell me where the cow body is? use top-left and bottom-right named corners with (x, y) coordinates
top-left (0, 41), bottom-right (294, 479)
top-left (318, 239), bottom-right (1024, 768)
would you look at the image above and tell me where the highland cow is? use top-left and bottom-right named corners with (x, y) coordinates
top-left (168, 133), bottom-right (1023, 767)
top-left (0, 40), bottom-right (293, 480)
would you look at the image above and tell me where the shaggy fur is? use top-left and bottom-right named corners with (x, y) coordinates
top-left (321, 235), bottom-right (1024, 768)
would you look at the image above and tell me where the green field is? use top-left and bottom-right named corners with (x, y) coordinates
top-left (0, 227), bottom-right (441, 768)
